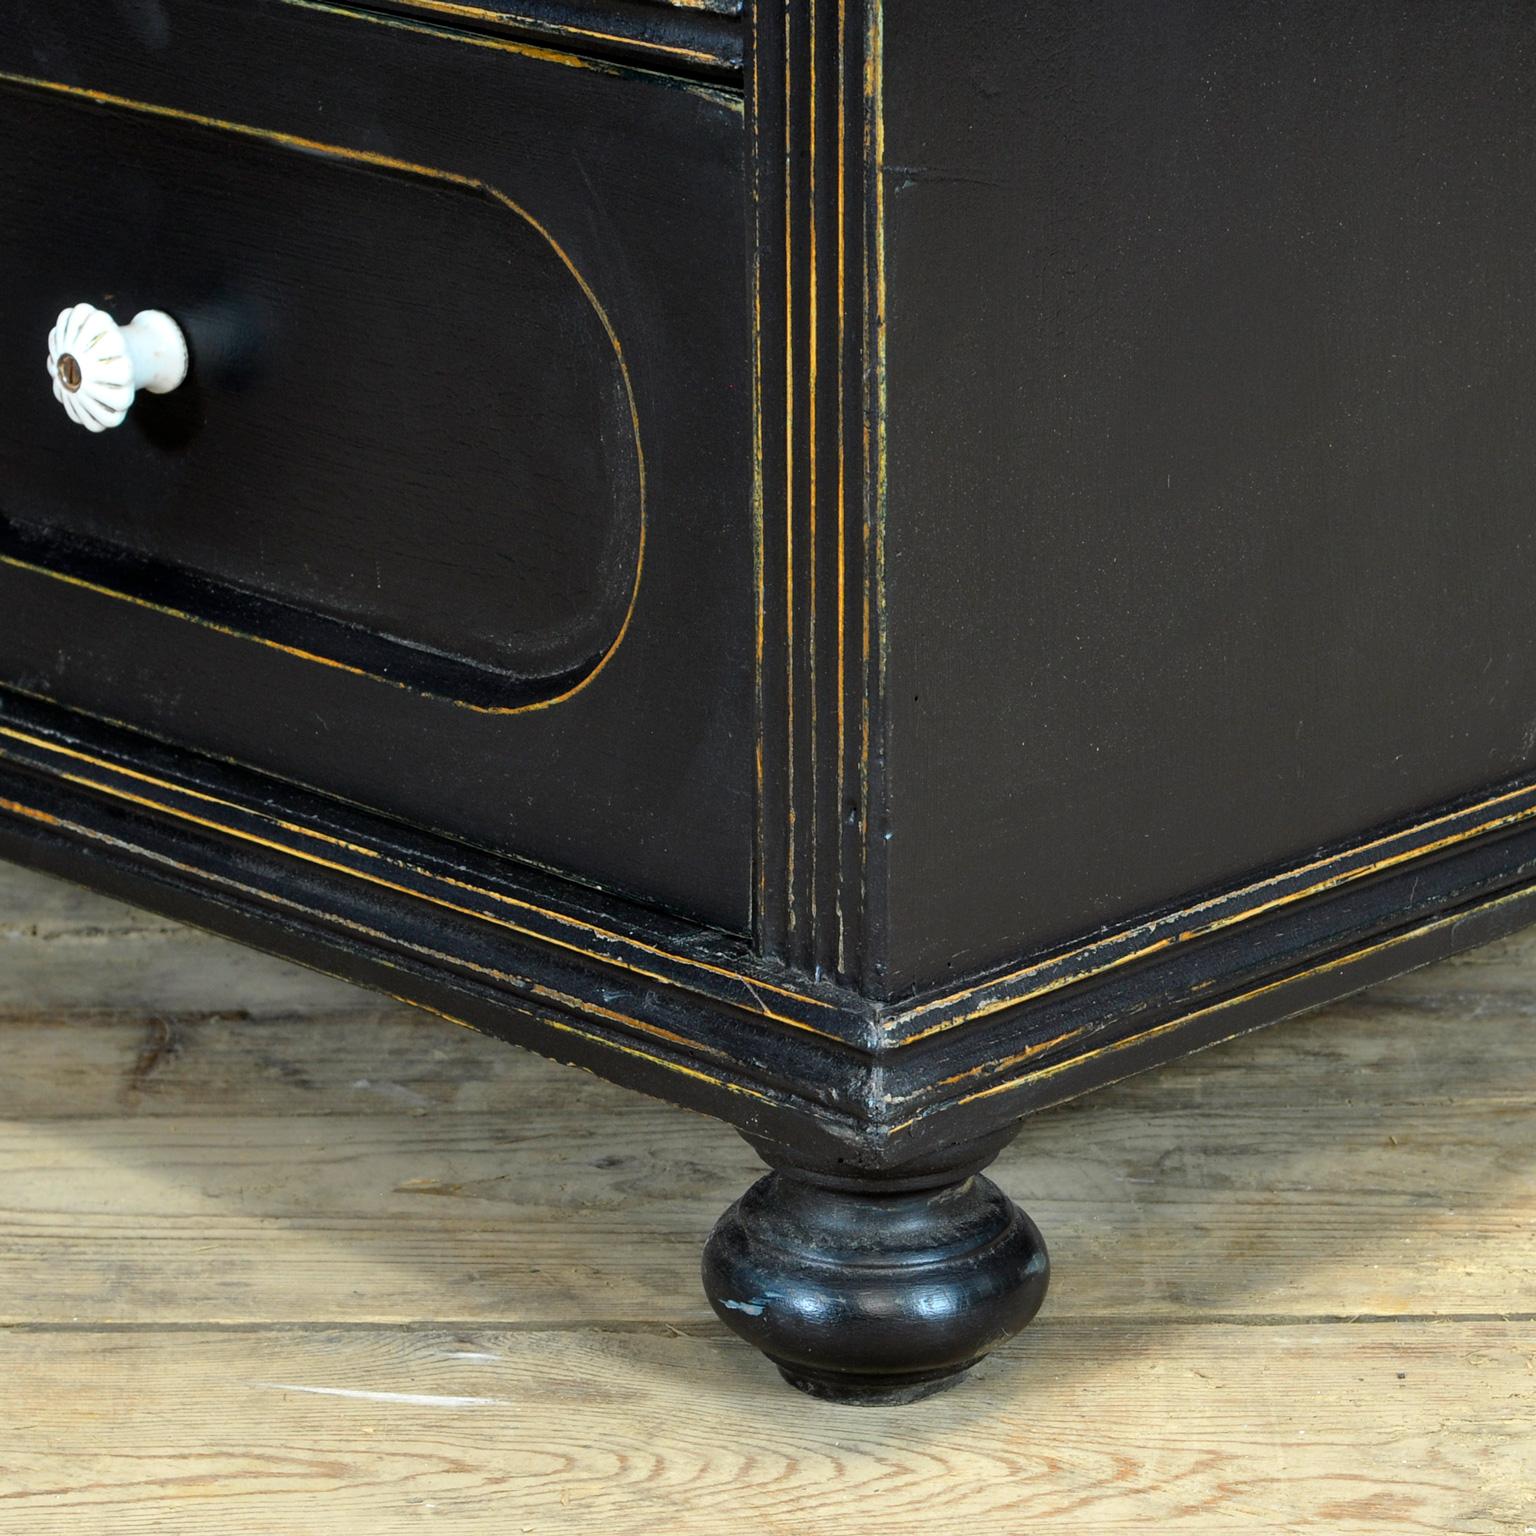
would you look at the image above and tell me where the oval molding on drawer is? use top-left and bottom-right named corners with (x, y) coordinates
top-left (0, 75), bottom-right (645, 713)
top-left (359, 0), bottom-right (744, 78)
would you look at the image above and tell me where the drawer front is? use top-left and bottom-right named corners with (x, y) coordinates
top-left (362, 1), bottom-right (745, 79)
top-left (2, 81), bottom-right (643, 707)
top-left (0, 0), bottom-right (754, 930)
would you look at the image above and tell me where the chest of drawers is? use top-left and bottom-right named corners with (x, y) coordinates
top-left (2, 0), bottom-right (1534, 1404)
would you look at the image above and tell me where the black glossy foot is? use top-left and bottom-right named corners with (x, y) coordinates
top-left (702, 1149), bottom-right (1048, 1404)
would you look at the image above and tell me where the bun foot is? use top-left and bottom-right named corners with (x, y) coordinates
top-left (702, 1149), bottom-right (1048, 1404)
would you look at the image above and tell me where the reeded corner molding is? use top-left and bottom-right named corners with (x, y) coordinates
top-left (750, 0), bottom-right (886, 985)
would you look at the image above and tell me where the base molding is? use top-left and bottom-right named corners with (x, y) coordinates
top-left (2, 687), bottom-right (1535, 1173)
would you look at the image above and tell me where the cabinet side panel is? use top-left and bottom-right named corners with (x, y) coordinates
top-left (876, 0), bottom-right (1536, 994)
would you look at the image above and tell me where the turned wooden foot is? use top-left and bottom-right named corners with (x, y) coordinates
top-left (702, 1141), bottom-right (1048, 1404)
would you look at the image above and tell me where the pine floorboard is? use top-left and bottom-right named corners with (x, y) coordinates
top-left (0, 864), bottom-right (1531, 1532)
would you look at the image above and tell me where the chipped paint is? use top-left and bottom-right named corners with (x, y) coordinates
top-left (0, 719), bottom-right (846, 1029)
top-left (334, 0), bottom-right (728, 72)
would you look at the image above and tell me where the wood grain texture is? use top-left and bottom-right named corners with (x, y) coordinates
top-left (0, 863), bottom-right (1531, 1528)
top-left (0, 1075), bottom-right (1529, 1327)
top-left (0, 864), bottom-right (366, 1016)
top-left (0, 1322), bottom-right (1527, 1534)
top-left (0, 865), bottom-right (1531, 1325)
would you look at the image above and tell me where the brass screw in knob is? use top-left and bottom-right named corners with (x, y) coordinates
top-left (56, 353), bottom-right (82, 392)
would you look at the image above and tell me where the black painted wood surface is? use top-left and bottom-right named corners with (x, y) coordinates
top-left (359, 0), bottom-right (744, 79)
top-left (3, 0), bottom-right (1536, 1399)
top-left (0, 85), bottom-right (643, 705)
top-left (873, 0), bottom-right (1536, 993)
top-left (0, 0), bottom-right (755, 931)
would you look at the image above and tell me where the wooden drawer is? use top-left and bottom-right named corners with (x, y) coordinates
top-left (4, 85), bottom-right (644, 707)
top-left (363, 1), bottom-right (745, 77)
top-left (0, 0), bottom-right (754, 929)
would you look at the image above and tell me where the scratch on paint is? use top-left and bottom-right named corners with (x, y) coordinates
top-left (718, 1295), bottom-right (775, 1316)
top-left (252, 1382), bottom-right (509, 1408)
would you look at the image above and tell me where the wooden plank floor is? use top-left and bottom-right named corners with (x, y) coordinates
top-left (0, 865), bottom-right (1531, 1533)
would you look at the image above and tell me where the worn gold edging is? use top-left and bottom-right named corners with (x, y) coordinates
top-left (401, 998), bottom-right (781, 1107)
top-left (833, 0), bottom-right (848, 972)
top-left (0, 70), bottom-right (646, 716)
top-left (0, 721), bottom-right (847, 1028)
top-left (782, 13), bottom-right (799, 947)
top-left (350, 0), bottom-right (726, 69)
top-left (859, 0), bottom-right (886, 987)
top-left (888, 875), bottom-right (1536, 1135)
top-left (890, 775), bottom-right (1536, 1043)
top-left (0, 790), bottom-right (790, 1109)
top-left (287, 0), bottom-right (742, 102)
top-left (808, 0), bottom-right (820, 959)
top-left (763, 0), bottom-right (878, 974)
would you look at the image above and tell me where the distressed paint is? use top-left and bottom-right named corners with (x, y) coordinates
top-left (344, 0), bottom-right (731, 72)
top-left (889, 772), bottom-right (1536, 1046)
top-left (0, 70), bottom-right (648, 718)
top-left (287, 0), bottom-right (743, 98)
top-left (0, 718), bottom-right (847, 1033)
top-left (753, 0), bottom-right (881, 982)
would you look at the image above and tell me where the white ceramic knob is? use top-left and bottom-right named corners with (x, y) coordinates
top-left (45, 303), bottom-right (189, 432)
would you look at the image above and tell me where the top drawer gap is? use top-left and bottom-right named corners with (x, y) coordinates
top-left (356, 0), bottom-right (743, 80)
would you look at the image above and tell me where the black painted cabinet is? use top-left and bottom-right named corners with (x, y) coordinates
top-left (0, 0), bottom-right (756, 931)
top-left (1, 0), bottom-right (1533, 1403)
